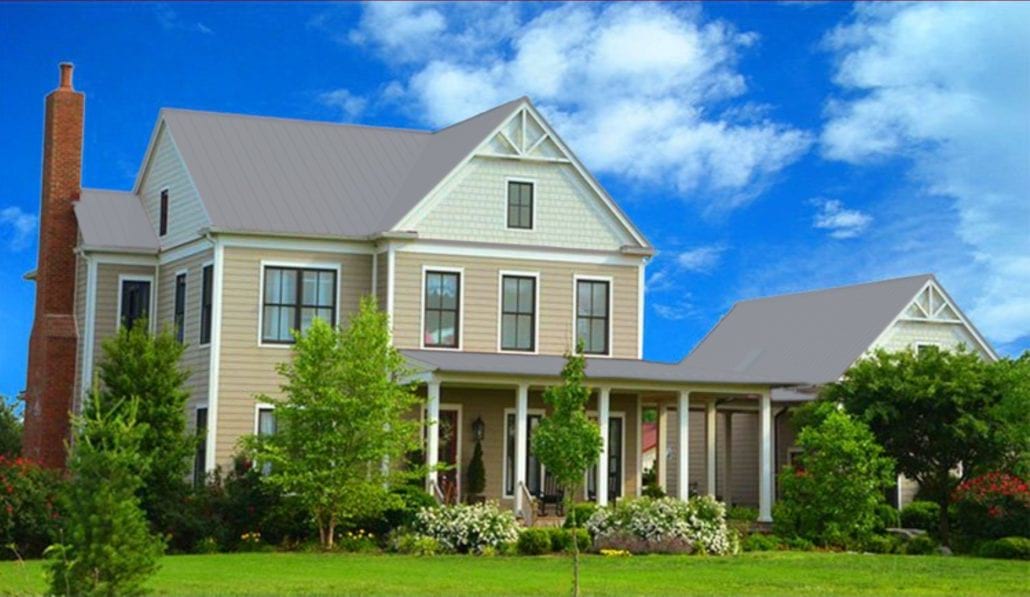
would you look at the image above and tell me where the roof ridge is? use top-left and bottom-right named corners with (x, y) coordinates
top-left (431, 96), bottom-right (527, 134)
top-left (734, 273), bottom-right (934, 306)
top-left (161, 107), bottom-right (432, 135)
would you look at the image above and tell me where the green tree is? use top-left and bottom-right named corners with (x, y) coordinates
top-left (47, 393), bottom-right (163, 596)
top-left (0, 397), bottom-right (21, 458)
top-left (93, 321), bottom-right (194, 535)
top-left (774, 402), bottom-right (896, 548)
top-left (532, 349), bottom-right (602, 597)
top-left (466, 440), bottom-right (486, 499)
top-left (823, 346), bottom-right (1026, 543)
top-left (245, 298), bottom-right (422, 549)
top-left (983, 352), bottom-right (1030, 478)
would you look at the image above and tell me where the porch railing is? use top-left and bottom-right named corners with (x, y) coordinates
top-left (429, 479), bottom-right (445, 505)
top-left (519, 481), bottom-right (536, 527)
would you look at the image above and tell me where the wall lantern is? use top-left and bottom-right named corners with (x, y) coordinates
top-left (472, 416), bottom-right (485, 442)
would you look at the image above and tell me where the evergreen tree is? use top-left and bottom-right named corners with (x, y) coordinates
top-left (466, 440), bottom-right (486, 499)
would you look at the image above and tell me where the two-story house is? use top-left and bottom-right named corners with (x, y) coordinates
top-left (22, 64), bottom-right (995, 522)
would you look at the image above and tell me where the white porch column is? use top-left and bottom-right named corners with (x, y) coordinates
top-left (705, 399), bottom-right (717, 497)
top-left (597, 387), bottom-right (611, 506)
top-left (426, 380), bottom-right (441, 490)
top-left (677, 390), bottom-right (691, 501)
top-left (514, 383), bottom-right (529, 515)
top-left (723, 412), bottom-right (733, 506)
top-left (758, 390), bottom-right (773, 523)
top-left (656, 405), bottom-right (668, 491)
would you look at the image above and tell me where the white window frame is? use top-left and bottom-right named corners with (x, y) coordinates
top-left (501, 406), bottom-right (546, 499)
top-left (572, 274), bottom-right (614, 357)
top-left (116, 273), bottom-right (156, 333)
top-left (173, 268), bottom-right (189, 342)
top-left (158, 185), bottom-right (170, 238)
top-left (253, 403), bottom-right (277, 434)
top-left (199, 260), bottom-right (214, 347)
top-left (504, 177), bottom-right (536, 232)
top-left (419, 265), bottom-right (465, 351)
top-left (257, 260), bottom-right (343, 348)
top-left (585, 410), bottom-right (627, 500)
top-left (915, 342), bottom-right (941, 355)
top-left (496, 270), bottom-right (540, 354)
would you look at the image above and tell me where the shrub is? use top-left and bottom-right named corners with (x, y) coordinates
top-left (874, 503), bottom-right (900, 530)
top-left (900, 501), bottom-right (940, 532)
top-left (413, 502), bottom-right (519, 554)
top-left (904, 534), bottom-right (939, 555)
top-left (517, 528), bottom-right (552, 555)
top-left (563, 503), bottom-right (597, 530)
top-left (336, 528), bottom-right (377, 553)
top-left (389, 531), bottom-right (442, 556)
top-left (726, 506), bottom-right (759, 522)
top-left (0, 456), bottom-right (62, 559)
top-left (466, 440), bottom-right (486, 498)
top-left (742, 533), bottom-right (780, 552)
top-left (550, 528), bottom-right (590, 553)
top-left (978, 537), bottom-right (1030, 560)
top-left (864, 534), bottom-right (903, 554)
top-left (194, 537), bottom-right (220, 554)
top-left (781, 536), bottom-right (815, 551)
top-left (361, 484), bottom-right (437, 537)
top-left (952, 472), bottom-right (1030, 541)
top-left (586, 496), bottom-right (736, 555)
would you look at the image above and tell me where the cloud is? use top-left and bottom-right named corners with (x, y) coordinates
top-left (349, 2), bottom-right (811, 211)
top-left (318, 89), bottom-right (368, 121)
top-left (811, 198), bottom-right (871, 239)
top-left (820, 3), bottom-right (1030, 344)
top-left (0, 206), bottom-right (37, 251)
top-left (653, 295), bottom-right (702, 321)
top-left (154, 4), bottom-right (213, 35)
top-left (675, 245), bottom-right (725, 273)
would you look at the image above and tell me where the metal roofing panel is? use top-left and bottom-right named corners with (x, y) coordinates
top-left (74, 188), bottom-right (159, 252)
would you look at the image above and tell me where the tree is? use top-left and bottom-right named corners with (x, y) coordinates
top-left (245, 298), bottom-right (422, 549)
top-left (93, 321), bottom-right (195, 535)
top-left (774, 402), bottom-right (896, 548)
top-left (823, 346), bottom-right (1027, 543)
top-left (532, 349), bottom-right (602, 597)
top-left (983, 353), bottom-right (1030, 478)
top-left (47, 393), bottom-right (163, 596)
top-left (0, 397), bottom-right (21, 458)
top-left (466, 440), bottom-right (486, 500)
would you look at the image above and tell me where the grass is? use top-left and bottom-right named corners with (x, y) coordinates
top-left (0, 551), bottom-right (1027, 596)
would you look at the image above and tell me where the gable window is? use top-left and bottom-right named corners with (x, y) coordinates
top-left (193, 407), bottom-right (208, 488)
top-left (576, 279), bottom-right (610, 355)
top-left (262, 266), bottom-right (337, 344)
top-left (200, 265), bottom-right (213, 345)
top-left (159, 189), bottom-right (169, 237)
top-left (119, 278), bottom-right (151, 330)
top-left (507, 181), bottom-right (533, 230)
top-left (174, 272), bottom-right (187, 344)
top-left (500, 274), bottom-right (536, 352)
top-left (423, 270), bottom-right (460, 348)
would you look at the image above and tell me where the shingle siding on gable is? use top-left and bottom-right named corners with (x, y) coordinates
top-left (873, 319), bottom-right (989, 358)
top-left (140, 125), bottom-right (209, 249)
top-left (411, 157), bottom-right (632, 251)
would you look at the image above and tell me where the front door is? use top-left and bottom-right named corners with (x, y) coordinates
top-left (437, 409), bottom-right (460, 504)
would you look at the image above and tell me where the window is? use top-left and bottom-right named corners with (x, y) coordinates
top-left (507, 181), bottom-right (533, 229)
top-left (174, 272), bottom-right (186, 344)
top-left (576, 279), bottom-right (610, 355)
top-left (256, 406), bottom-right (277, 475)
top-left (504, 412), bottom-right (544, 497)
top-left (193, 407), bottom-right (208, 488)
top-left (500, 275), bottom-right (536, 351)
top-left (119, 278), bottom-right (151, 330)
top-left (159, 189), bottom-right (169, 237)
top-left (200, 265), bottom-right (213, 345)
top-left (587, 416), bottom-right (624, 502)
top-left (261, 267), bottom-right (337, 344)
top-left (423, 270), bottom-right (460, 348)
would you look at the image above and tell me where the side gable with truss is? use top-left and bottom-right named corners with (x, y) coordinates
top-left (870, 278), bottom-right (997, 361)
top-left (397, 102), bottom-right (648, 252)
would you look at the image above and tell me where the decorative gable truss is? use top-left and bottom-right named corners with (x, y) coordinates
top-left (479, 107), bottom-right (568, 163)
top-left (901, 283), bottom-right (961, 323)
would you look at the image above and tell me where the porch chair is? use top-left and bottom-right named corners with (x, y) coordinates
top-left (537, 476), bottom-right (565, 517)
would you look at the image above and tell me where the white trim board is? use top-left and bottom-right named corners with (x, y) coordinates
top-left (255, 259), bottom-right (344, 349)
top-left (115, 273), bottom-right (156, 334)
top-left (496, 270), bottom-right (541, 355)
top-left (418, 265), bottom-right (466, 352)
top-left (572, 274), bottom-right (615, 358)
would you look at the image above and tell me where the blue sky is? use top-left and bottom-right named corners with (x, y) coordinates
top-left (2, 2), bottom-right (1028, 401)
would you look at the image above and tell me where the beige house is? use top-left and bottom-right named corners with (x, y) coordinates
top-left (23, 64), bottom-right (996, 524)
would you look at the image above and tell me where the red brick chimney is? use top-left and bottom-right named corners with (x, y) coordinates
top-left (22, 63), bottom-right (85, 468)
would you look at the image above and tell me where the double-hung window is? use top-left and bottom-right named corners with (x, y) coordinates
top-left (256, 406), bottom-right (277, 475)
top-left (423, 270), bottom-right (460, 348)
top-left (507, 181), bottom-right (533, 229)
top-left (174, 273), bottom-right (186, 343)
top-left (159, 189), bottom-right (169, 237)
top-left (500, 275), bottom-right (536, 351)
top-left (199, 265), bottom-right (213, 345)
top-left (262, 267), bottom-right (337, 344)
top-left (119, 278), bottom-right (151, 330)
top-left (576, 279), bottom-right (610, 355)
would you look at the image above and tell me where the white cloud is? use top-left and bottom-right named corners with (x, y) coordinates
top-left (349, 2), bottom-right (812, 210)
top-left (676, 245), bottom-right (725, 273)
top-left (653, 295), bottom-right (702, 321)
top-left (318, 89), bottom-right (368, 121)
top-left (820, 3), bottom-right (1030, 344)
top-left (811, 198), bottom-right (872, 239)
top-left (154, 4), bottom-right (213, 35)
top-left (0, 206), bottom-right (37, 251)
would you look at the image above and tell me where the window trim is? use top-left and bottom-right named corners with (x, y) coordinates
top-left (504, 177), bottom-right (536, 231)
top-left (419, 265), bottom-right (464, 351)
top-left (115, 274), bottom-right (155, 333)
top-left (257, 260), bottom-right (343, 348)
top-left (496, 270), bottom-right (540, 354)
top-left (501, 407), bottom-right (547, 499)
top-left (254, 403), bottom-right (277, 434)
top-left (572, 274), bottom-right (614, 357)
top-left (584, 410), bottom-right (627, 501)
top-left (173, 269), bottom-right (188, 344)
top-left (915, 342), bottom-right (941, 355)
top-left (158, 187), bottom-right (169, 237)
top-left (199, 262), bottom-right (214, 346)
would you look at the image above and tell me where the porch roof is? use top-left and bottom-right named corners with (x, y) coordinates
top-left (401, 349), bottom-right (803, 387)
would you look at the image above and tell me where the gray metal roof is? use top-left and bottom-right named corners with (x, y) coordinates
top-left (401, 349), bottom-right (802, 386)
top-left (74, 188), bottom-right (158, 252)
top-left (161, 97), bottom-right (525, 238)
top-left (680, 274), bottom-right (934, 384)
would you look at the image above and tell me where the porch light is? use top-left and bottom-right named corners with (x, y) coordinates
top-left (472, 416), bottom-right (485, 442)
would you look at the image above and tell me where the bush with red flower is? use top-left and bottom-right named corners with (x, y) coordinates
top-left (952, 472), bottom-right (1030, 540)
top-left (0, 455), bottom-right (64, 558)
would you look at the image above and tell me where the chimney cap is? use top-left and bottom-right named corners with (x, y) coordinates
top-left (58, 62), bottom-right (74, 90)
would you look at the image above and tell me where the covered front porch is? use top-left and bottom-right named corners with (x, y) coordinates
top-left (405, 350), bottom-right (799, 525)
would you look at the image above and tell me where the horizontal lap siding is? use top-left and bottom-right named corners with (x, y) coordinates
top-left (214, 246), bottom-right (372, 465)
top-left (92, 263), bottom-right (158, 375)
top-left (140, 125), bottom-right (210, 250)
top-left (156, 249), bottom-right (212, 410)
top-left (393, 252), bottom-right (639, 358)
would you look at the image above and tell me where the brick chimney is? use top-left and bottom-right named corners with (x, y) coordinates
top-left (22, 63), bottom-right (84, 468)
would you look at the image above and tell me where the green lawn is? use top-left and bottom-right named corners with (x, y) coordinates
top-left (0, 552), bottom-right (1026, 596)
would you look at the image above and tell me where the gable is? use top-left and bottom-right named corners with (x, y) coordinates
top-left (399, 104), bottom-right (646, 252)
top-left (137, 121), bottom-right (210, 249)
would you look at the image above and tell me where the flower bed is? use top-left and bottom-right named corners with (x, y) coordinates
top-left (952, 472), bottom-right (1029, 540)
top-left (586, 496), bottom-right (737, 555)
top-left (412, 502), bottom-right (519, 554)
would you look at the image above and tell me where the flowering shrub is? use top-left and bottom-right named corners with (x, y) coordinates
top-left (586, 496), bottom-right (737, 555)
top-left (952, 472), bottom-right (1029, 540)
top-left (413, 502), bottom-right (519, 554)
top-left (337, 528), bottom-right (378, 552)
top-left (0, 455), bottom-right (63, 559)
